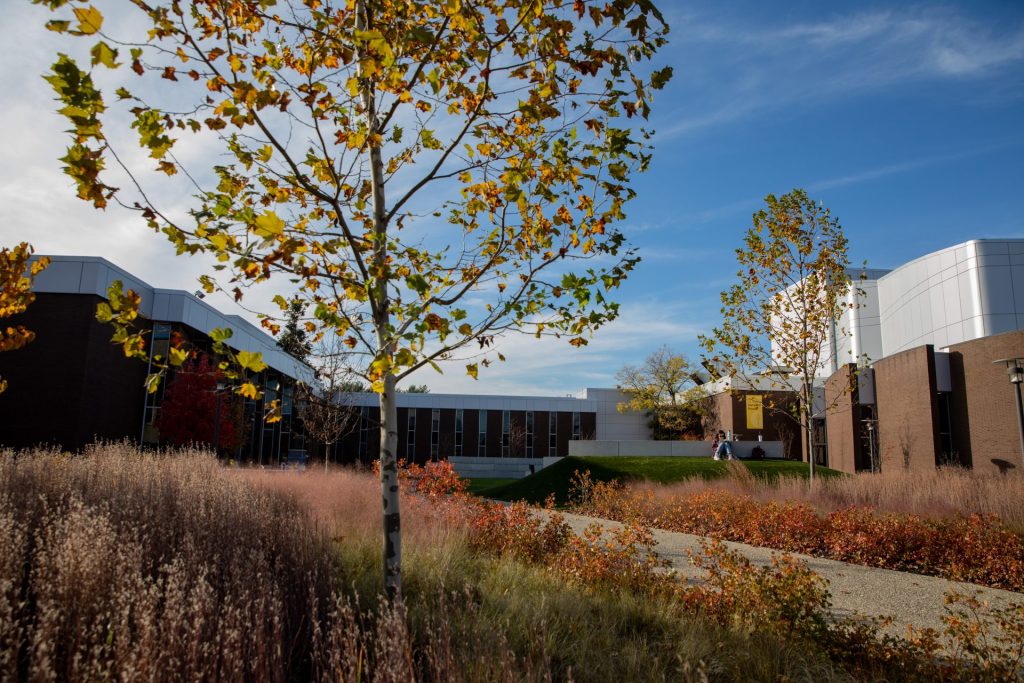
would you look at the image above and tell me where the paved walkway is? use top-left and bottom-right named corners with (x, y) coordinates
top-left (556, 510), bottom-right (1023, 639)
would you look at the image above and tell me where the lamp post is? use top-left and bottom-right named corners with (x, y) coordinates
top-left (993, 358), bottom-right (1024, 467)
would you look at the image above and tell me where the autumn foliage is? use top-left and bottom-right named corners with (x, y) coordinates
top-left (155, 354), bottom-right (240, 452)
top-left (0, 243), bottom-right (49, 394)
top-left (572, 473), bottom-right (1024, 592)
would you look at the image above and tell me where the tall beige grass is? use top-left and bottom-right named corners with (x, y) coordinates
top-left (639, 463), bottom-right (1024, 528)
top-left (1, 443), bottom-right (850, 682)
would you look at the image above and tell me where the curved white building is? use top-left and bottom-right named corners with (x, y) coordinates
top-left (877, 239), bottom-right (1024, 355)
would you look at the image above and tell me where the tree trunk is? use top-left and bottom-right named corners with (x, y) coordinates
top-left (803, 381), bottom-right (815, 484)
top-left (356, 0), bottom-right (400, 600)
top-left (378, 375), bottom-right (401, 599)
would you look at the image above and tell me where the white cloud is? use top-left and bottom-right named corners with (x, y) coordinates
top-left (410, 299), bottom-right (712, 395)
top-left (656, 7), bottom-right (1024, 140)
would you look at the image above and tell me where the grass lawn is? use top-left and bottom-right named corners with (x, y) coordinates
top-left (464, 477), bottom-right (517, 495)
top-left (483, 456), bottom-right (839, 505)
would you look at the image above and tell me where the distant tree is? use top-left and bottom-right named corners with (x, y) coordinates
top-left (156, 354), bottom-right (240, 452)
top-left (0, 243), bottom-right (49, 394)
top-left (699, 189), bottom-right (856, 482)
top-left (276, 299), bottom-right (313, 363)
top-left (399, 384), bottom-right (430, 394)
top-left (299, 335), bottom-right (361, 471)
top-left (616, 346), bottom-right (708, 439)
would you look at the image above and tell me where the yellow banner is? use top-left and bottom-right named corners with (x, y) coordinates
top-left (746, 395), bottom-right (764, 430)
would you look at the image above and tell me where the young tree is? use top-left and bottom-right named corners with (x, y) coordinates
top-left (615, 346), bottom-right (708, 439)
top-left (0, 243), bottom-right (49, 394)
top-left (299, 335), bottom-right (361, 471)
top-left (156, 353), bottom-right (240, 452)
top-left (699, 189), bottom-right (855, 482)
top-left (37, 0), bottom-right (671, 597)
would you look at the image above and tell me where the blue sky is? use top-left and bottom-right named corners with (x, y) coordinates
top-left (1, 1), bottom-right (1022, 395)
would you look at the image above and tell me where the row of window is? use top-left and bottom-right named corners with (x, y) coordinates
top-left (350, 407), bottom-right (589, 462)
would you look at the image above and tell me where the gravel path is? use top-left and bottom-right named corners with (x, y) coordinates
top-left (555, 510), bottom-right (1023, 640)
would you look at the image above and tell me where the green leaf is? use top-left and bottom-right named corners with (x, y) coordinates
top-left (236, 350), bottom-right (268, 373)
top-left (209, 327), bottom-right (233, 343)
top-left (168, 346), bottom-right (189, 367)
top-left (144, 373), bottom-right (162, 394)
top-left (90, 41), bottom-right (120, 69)
top-left (95, 302), bottom-right (113, 323)
top-left (466, 363), bottom-right (478, 380)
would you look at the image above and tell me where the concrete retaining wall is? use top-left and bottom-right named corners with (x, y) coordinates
top-left (449, 456), bottom-right (543, 479)
top-left (568, 440), bottom-right (785, 459)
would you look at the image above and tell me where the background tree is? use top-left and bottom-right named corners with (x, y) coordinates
top-left (37, 0), bottom-right (671, 598)
top-left (299, 335), bottom-right (361, 471)
top-left (156, 353), bottom-right (240, 452)
top-left (399, 384), bottom-right (430, 394)
top-left (616, 346), bottom-right (708, 440)
top-left (0, 243), bottom-right (49, 394)
top-left (276, 299), bottom-right (313, 363)
top-left (699, 189), bottom-right (855, 482)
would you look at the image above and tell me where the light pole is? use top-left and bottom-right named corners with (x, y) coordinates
top-left (993, 358), bottom-right (1024, 467)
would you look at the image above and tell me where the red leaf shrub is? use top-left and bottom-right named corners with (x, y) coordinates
top-left (155, 354), bottom-right (240, 452)
top-left (573, 475), bottom-right (1024, 592)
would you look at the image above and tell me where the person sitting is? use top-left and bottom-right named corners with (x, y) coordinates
top-left (712, 430), bottom-right (733, 460)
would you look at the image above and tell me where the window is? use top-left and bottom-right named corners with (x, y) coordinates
top-left (525, 411), bottom-right (534, 457)
top-left (937, 392), bottom-right (955, 465)
top-left (359, 406), bottom-right (371, 461)
top-left (478, 409), bottom-right (487, 455)
top-left (406, 411), bottom-right (416, 460)
top-left (501, 410), bottom-right (510, 456)
top-left (455, 409), bottom-right (463, 457)
top-left (549, 414), bottom-right (558, 456)
top-left (572, 411), bottom-right (581, 440)
top-left (430, 408), bottom-right (440, 460)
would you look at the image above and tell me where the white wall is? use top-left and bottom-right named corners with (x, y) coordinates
top-left (877, 239), bottom-right (1024, 355)
top-left (569, 440), bottom-right (784, 458)
top-left (581, 388), bottom-right (651, 440)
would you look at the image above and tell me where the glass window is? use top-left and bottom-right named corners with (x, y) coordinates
top-left (549, 415), bottom-right (557, 457)
top-left (572, 412), bottom-right (581, 440)
top-left (455, 409), bottom-right (463, 457)
top-left (526, 411), bottom-right (534, 458)
top-left (478, 409), bottom-right (487, 455)
top-left (501, 410), bottom-right (510, 457)
top-left (359, 406), bottom-right (370, 461)
top-left (430, 408), bottom-right (440, 460)
top-left (407, 411), bottom-right (416, 460)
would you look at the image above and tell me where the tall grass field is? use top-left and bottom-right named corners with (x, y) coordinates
top-left (2, 443), bottom-right (1022, 681)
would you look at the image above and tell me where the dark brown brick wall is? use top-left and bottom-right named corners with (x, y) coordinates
top-left (704, 389), bottom-right (800, 458)
top-left (534, 411), bottom-right (550, 456)
top-left (486, 409), bottom-right (502, 457)
top-left (946, 329), bottom-right (1024, 474)
top-left (439, 408), bottom-right (456, 458)
top-left (875, 345), bottom-right (940, 471)
top-left (555, 411), bottom-right (570, 455)
top-left (824, 364), bottom-right (862, 474)
top-left (581, 412), bottom-right (597, 441)
top-left (462, 408), bottom-right (479, 457)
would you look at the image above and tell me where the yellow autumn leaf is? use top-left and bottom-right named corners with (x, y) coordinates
top-left (254, 211), bottom-right (285, 238)
top-left (73, 5), bottom-right (103, 35)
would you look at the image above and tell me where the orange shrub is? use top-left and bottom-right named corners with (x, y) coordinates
top-left (572, 475), bottom-right (1024, 592)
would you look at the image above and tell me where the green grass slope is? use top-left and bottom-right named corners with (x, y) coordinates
top-left (483, 456), bottom-right (839, 505)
